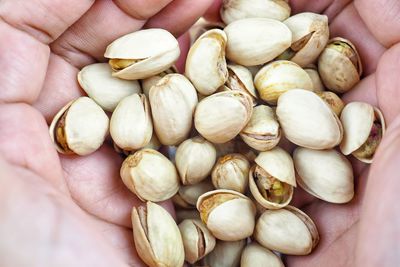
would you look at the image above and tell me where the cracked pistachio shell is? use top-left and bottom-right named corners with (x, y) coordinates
top-left (186, 29), bottom-right (228, 95)
top-left (241, 242), bottom-right (284, 267)
top-left (120, 149), bottom-right (180, 202)
top-left (304, 65), bottom-right (325, 92)
top-left (294, 148), bottom-right (354, 203)
top-left (179, 219), bottom-right (216, 264)
top-left (226, 64), bottom-right (257, 103)
top-left (340, 102), bottom-right (385, 163)
top-left (110, 94), bottom-right (152, 151)
top-left (211, 153), bottom-right (250, 193)
top-left (276, 89), bottom-right (343, 149)
top-left (176, 209), bottom-right (201, 223)
top-left (173, 180), bottom-right (215, 209)
top-left (78, 63), bottom-right (141, 112)
top-left (132, 202), bottom-right (184, 267)
top-left (255, 205), bottom-right (319, 255)
top-left (240, 105), bottom-right (281, 151)
top-left (141, 66), bottom-right (178, 98)
top-left (150, 74), bottom-right (198, 145)
top-left (317, 91), bottom-right (344, 116)
top-left (282, 12), bottom-right (329, 67)
top-left (249, 147), bottom-right (295, 209)
top-left (221, 0), bottom-right (290, 24)
top-left (195, 91), bottom-right (253, 144)
top-left (202, 240), bottom-right (246, 267)
top-left (224, 18), bottom-right (292, 66)
top-left (105, 29), bottom-right (180, 80)
top-left (49, 97), bottom-right (109, 156)
top-left (255, 60), bottom-right (314, 105)
top-left (196, 189), bottom-right (256, 241)
top-left (318, 37), bottom-right (362, 93)
top-left (175, 136), bottom-right (217, 185)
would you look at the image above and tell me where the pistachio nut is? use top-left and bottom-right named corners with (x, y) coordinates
top-left (104, 29), bottom-right (180, 80)
top-left (240, 105), bottom-right (281, 151)
top-left (220, 0), bottom-right (291, 24)
top-left (224, 18), bottom-right (292, 66)
top-left (211, 153), bottom-right (250, 193)
top-left (226, 64), bottom-right (257, 104)
top-left (176, 209), bottom-right (201, 223)
top-left (214, 138), bottom-right (258, 161)
top-left (196, 189), bottom-right (256, 241)
top-left (131, 202), bottom-right (184, 267)
top-left (280, 12), bottom-right (329, 67)
top-left (317, 91), bottom-right (344, 116)
top-left (179, 219), bottom-right (216, 264)
top-left (110, 94), bottom-right (152, 151)
top-left (340, 102), bottom-right (385, 163)
top-left (175, 136), bottom-right (217, 185)
top-left (240, 242), bottom-right (284, 267)
top-left (276, 89), bottom-right (343, 149)
top-left (294, 148), bottom-right (354, 203)
top-left (185, 29), bottom-right (228, 95)
top-left (49, 97), bottom-right (109, 156)
top-left (141, 66), bottom-right (177, 98)
top-left (150, 74), bottom-right (198, 145)
top-left (254, 60), bottom-right (314, 105)
top-left (173, 180), bottom-right (215, 209)
top-left (194, 91), bottom-right (253, 144)
top-left (304, 65), bottom-right (325, 92)
top-left (249, 147), bottom-right (296, 209)
top-left (202, 240), bottom-right (246, 267)
top-left (318, 37), bottom-right (362, 93)
top-left (120, 149), bottom-right (180, 202)
top-left (78, 63), bottom-right (141, 112)
top-left (254, 205), bottom-right (319, 255)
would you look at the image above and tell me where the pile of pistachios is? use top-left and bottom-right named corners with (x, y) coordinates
top-left (49, 0), bottom-right (386, 266)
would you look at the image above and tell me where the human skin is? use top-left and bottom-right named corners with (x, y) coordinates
top-left (0, 0), bottom-right (399, 266)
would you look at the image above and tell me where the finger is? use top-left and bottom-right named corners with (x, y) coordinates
top-left (176, 33), bottom-right (191, 73)
top-left (290, 0), bottom-right (350, 20)
top-left (342, 74), bottom-right (378, 106)
top-left (203, 0), bottom-right (222, 22)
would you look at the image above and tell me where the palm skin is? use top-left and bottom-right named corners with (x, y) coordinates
top-left (0, 0), bottom-right (399, 266)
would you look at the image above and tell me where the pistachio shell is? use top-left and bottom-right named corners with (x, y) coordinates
top-left (194, 91), bottom-right (253, 144)
top-left (104, 29), bottom-right (180, 80)
top-left (49, 97), bottom-right (109, 156)
top-left (304, 65), bottom-right (325, 92)
top-left (202, 240), bottom-right (246, 267)
top-left (276, 89), bottom-right (343, 149)
top-left (220, 0), bottom-right (291, 24)
top-left (224, 18), bottom-right (292, 66)
top-left (131, 202), bottom-right (184, 267)
top-left (150, 74), bottom-right (198, 145)
top-left (240, 242), bottom-right (284, 267)
top-left (189, 18), bottom-right (226, 45)
top-left (173, 180), bottom-right (215, 209)
top-left (254, 205), bottom-right (319, 255)
top-left (186, 29), bottom-right (228, 95)
top-left (227, 64), bottom-right (257, 100)
top-left (255, 60), bottom-right (314, 105)
top-left (294, 148), bottom-right (354, 203)
top-left (141, 66), bottom-right (178, 98)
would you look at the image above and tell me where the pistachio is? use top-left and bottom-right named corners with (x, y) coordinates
top-left (194, 91), bottom-right (253, 144)
top-left (149, 74), bottom-right (198, 145)
top-left (317, 91), bottom-right (344, 116)
top-left (189, 18), bottom-right (226, 45)
top-left (254, 60), bottom-right (314, 105)
top-left (276, 89), bottom-right (343, 149)
top-left (226, 64), bottom-right (257, 104)
top-left (249, 147), bottom-right (295, 209)
top-left (179, 219), bottom-right (216, 264)
top-left (120, 149), bottom-right (180, 202)
top-left (240, 105), bottom-right (281, 151)
top-left (254, 205), bottom-right (319, 255)
top-left (202, 240), bottom-right (246, 267)
top-left (173, 180), bottom-right (215, 209)
top-left (294, 148), bottom-right (354, 203)
top-left (318, 37), bottom-right (362, 93)
top-left (340, 102), bottom-right (385, 163)
top-left (224, 18), bottom-right (292, 66)
top-left (175, 136), bottom-right (217, 185)
top-left (304, 65), bottom-right (325, 92)
top-left (110, 94), bottom-right (152, 151)
top-left (211, 153), bottom-right (250, 193)
top-left (141, 66), bottom-right (178, 98)
top-left (281, 12), bottom-right (329, 67)
top-left (241, 242), bottom-right (284, 267)
top-left (49, 97), bottom-right (109, 156)
top-left (220, 0), bottom-right (291, 24)
top-left (131, 202), bottom-right (184, 267)
top-left (186, 29), bottom-right (228, 95)
top-left (196, 189), bottom-right (256, 241)
top-left (104, 29), bottom-right (180, 80)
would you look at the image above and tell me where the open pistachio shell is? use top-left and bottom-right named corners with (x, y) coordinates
top-left (173, 180), bottom-right (215, 209)
top-left (141, 66), bottom-right (177, 98)
top-left (276, 89), bottom-right (343, 149)
top-left (255, 60), bottom-right (314, 105)
top-left (241, 242), bottom-right (284, 267)
top-left (131, 202), bottom-right (184, 267)
top-left (202, 240), bottom-right (246, 267)
top-left (226, 64), bottom-right (257, 102)
top-left (104, 29), bottom-right (180, 80)
top-left (194, 91), bottom-right (253, 144)
top-left (255, 205), bottom-right (319, 255)
top-left (186, 29), bottom-right (228, 95)
top-left (340, 102), bottom-right (385, 163)
top-left (224, 18), bottom-right (292, 66)
top-left (49, 97), bottom-right (109, 156)
top-left (304, 64), bottom-right (325, 92)
top-left (294, 148), bottom-right (354, 203)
